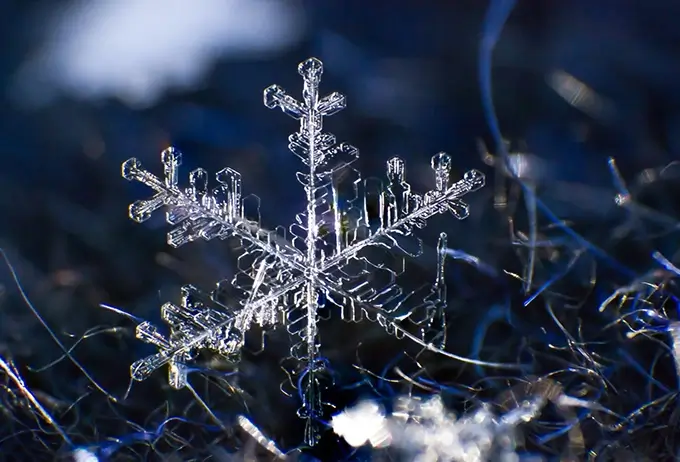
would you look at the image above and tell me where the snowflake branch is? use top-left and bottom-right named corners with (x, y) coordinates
top-left (122, 152), bottom-right (308, 274)
top-left (131, 277), bottom-right (305, 388)
top-left (321, 277), bottom-right (522, 370)
top-left (321, 165), bottom-right (485, 274)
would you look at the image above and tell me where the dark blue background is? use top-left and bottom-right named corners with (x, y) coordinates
top-left (1, 1), bottom-right (680, 460)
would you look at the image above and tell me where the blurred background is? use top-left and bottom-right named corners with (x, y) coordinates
top-left (2, 0), bottom-right (680, 460)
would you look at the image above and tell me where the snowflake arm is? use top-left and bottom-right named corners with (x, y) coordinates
top-left (130, 284), bottom-right (236, 389)
top-left (321, 155), bottom-right (485, 274)
top-left (266, 58), bottom-right (352, 445)
top-left (130, 277), bottom-right (304, 389)
top-left (121, 149), bottom-right (306, 272)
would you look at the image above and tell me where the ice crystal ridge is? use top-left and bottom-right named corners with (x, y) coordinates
top-left (121, 57), bottom-right (485, 444)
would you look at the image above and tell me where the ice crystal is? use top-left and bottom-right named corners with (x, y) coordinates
top-left (121, 57), bottom-right (485, 444)
top-left (333, 380), bottom-right (596, 461)
top-left (332, 395), bottom-right (536, 462)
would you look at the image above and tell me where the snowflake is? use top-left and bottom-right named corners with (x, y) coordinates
top-left (121, 57), bottom-right (485, 445)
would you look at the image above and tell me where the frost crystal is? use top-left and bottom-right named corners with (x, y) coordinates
top-left (121, 57), bottom-right (485, 444)
top-left (332, 395), bottom-right (536, 462)
top-left (333, 381), bottom-right (594, 461)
